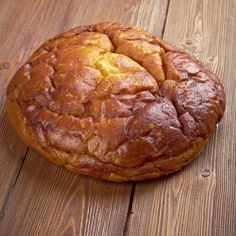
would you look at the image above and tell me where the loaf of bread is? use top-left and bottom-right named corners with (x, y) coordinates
top-left (6, 23), bottom-right (226, 181)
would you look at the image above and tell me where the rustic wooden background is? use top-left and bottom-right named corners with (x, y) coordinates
top-left (0, 0), bottom-right (235, 235)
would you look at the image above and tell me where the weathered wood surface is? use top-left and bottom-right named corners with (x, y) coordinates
top-left (0, 0), bottom-right (235, 235)
top-left (127, 0), bottom-right (236, 236)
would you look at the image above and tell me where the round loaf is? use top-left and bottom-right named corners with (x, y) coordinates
top-left (6, 23), bottom-right (226, 181)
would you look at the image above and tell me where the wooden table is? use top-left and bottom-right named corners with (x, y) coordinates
top-left (0, 0), bottom-right (235, 235)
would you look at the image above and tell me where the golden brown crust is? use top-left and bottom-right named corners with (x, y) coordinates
top-left (6, 23), bottom-right (226, 181)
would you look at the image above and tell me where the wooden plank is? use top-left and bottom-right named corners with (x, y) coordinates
top-left (0, 0), bottom-right (53, 217)
top-left (0, 0), bottom-right (169, 235)
top-left (126, 0), bottom-right (236, 235)
top-left (0, 151), bottom-right (131, 235)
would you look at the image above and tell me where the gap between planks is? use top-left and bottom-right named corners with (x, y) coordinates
top-left (0, 147), bottom-right (28, 221)
top-left (123, 1), bottom-right (171, 234)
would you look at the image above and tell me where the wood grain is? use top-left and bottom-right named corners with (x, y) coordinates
top-left (126, 0), bottom-right (236, 236)
top-left (0, 151), bottom-right (131, 235)
top-left (0, 0), bottom-right (169, 235)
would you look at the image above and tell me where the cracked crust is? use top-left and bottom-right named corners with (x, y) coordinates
top-left (6, 23), bottom-right (226, 181)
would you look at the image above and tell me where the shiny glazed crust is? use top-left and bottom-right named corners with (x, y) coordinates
top-left (6, 23), bottom-right (226, 181)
